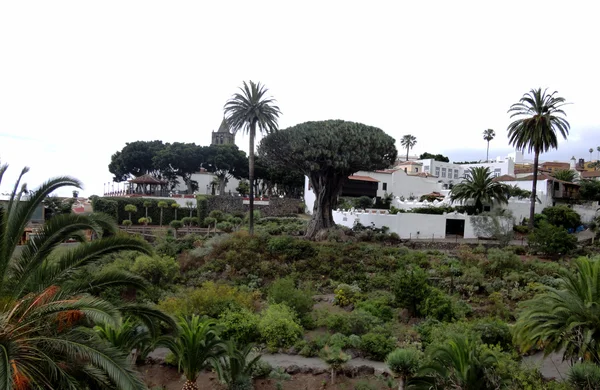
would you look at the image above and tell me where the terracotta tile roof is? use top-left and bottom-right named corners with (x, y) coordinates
top-left (541, 162), bottom-right (570, 169)
top-left (374, 169), bottom-right (397, 174)
top-left (582, 171), bottom-right (600, 178)
top-left (516, 174), bottom-right (580, 186)
top-left (348, 175), bottom-right (379, 183)
top-left (494, 175), bottom-right (516, 182)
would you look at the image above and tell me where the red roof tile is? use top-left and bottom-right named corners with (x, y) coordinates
top-left (348, 175), bottom-right (379, 183)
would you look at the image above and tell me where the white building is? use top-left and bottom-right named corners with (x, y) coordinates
top-left (417, 159), bottom-right (462, 185)
top-left (460, 158), bottom-right (515, 179)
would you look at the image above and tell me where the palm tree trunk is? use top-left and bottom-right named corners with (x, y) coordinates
top-left (182, 379), bottom-right (198, 390)
top-left (406, 147), bottom-right (409, 161)
top-left (528, 151), bottom-right (540, 230)
top-left (331, 368), bottom-right (336, 385)
top-left (145, 207), bottom-right (148, 218)
top-left (174, 209), bottom-right (178, 220)
top-left (128, 212), bottom-right (132, 221)
top-left (249, 122), bottom-right (256, 235)
top-left (399, 376), bottom-right (405, 390)
top-left (160, 209), bottom-right (163, 227)
top-left (486, 141), bottom-right (490, 162)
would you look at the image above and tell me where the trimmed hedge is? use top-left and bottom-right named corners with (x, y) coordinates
top-left (91, 197), bottom-right (194, 225)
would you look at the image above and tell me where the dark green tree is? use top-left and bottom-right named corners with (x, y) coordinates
top-left (418, 152), bottom-right (449, 162)
top-left (507, 88), bottom-right (570, 229)
top-left (153, 142), bottom-right (204, 193)
top-left (541, 205), bottom-right (581, 230)
top-left (259, 120), bottom-right (397, 238)
top-left (224, 80), bottom-right (281, 235)
top-left (108, 140), bottom-right (166, 181)
top-left (450, 167), bottom-right (509, 214)
top-left (579, 179), bottom-right (600, 201)
top-left (203, 144), bottom-right (248, 195)
top-left (255, 156), bottom-right (304, 197)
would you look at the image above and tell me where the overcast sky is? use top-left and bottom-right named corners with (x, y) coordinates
top-left (1, 1), bottom-right (599, 196)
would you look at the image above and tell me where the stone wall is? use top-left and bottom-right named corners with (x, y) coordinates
top-left (205, 196), bottom-right (303, 217)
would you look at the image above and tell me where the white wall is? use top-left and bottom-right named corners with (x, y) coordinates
top-left (460, 159), bottom-right (515, 177)
top-left (332, 210), bottom-right (504, 239)
top-left (173, 172), bottom-right (241, 195)
top-left (573, 202), bottom-right (599, 223)
top-left (304, 176), bottom-right (316, 214)
top-left (417, 159), bottom-right (462, 184)
top-left (354, 170), bottom-right (394, 198)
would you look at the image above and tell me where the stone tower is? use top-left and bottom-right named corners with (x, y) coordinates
top-left (211, 118), bottom-right (235, 146)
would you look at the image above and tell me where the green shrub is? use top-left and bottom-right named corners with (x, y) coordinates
top-left (355, 296), bottom-right (394, 321)
top-left (542, 205), bottom-right (582, 230)
top-left (353, 196), bottom-right (374, 209)
top-left (392, 267), bottom-right (429, 317)
top-left (158, 282), bottom-right (259, 318)
top-left (218, 308), bottom-right (260, 345)
top-left (528, 221), bottom-right (577, 256)
top-left (216, 221), bottom-right (234, 233)
top-left (513, 225), bottom-right (530, 235)
top-left (385, 348), bottom-right (422, 382)
top-left (484, 248), bottom-right (522, 277)
top-left (329, 333), bottom-right (349, 349)
top-left (323, 310), bottom-right (380, 336)
top-left (268, 277), bottom-right (314, 318)
top-left (169, 220), bottom-right (184, 231)
top-left (251, 360), bottom-right (273, 379)
top-left (197, 196), bottom-right (208, 225)
top-left (420, 287), bottom-right (459, 322)
top-left (266, 236), bottom-right (315, 261)
top-left (505, 245), bottom-right (527, 255)
top-left (334, 283), bottom-right (362, 307)
top-left (130, 254), bottom-right (179, 286)
top-left (360, 332), bottom-right (396, 361)
top-left (258, 304), bottom-right (303, 350)
top-left (568, 362), bottom-right (600, 390)
top-left (208, 210), bottom-right (225, 222)
top-left (91, 197), bottom-right (180, 224)
top-left (472, 319), bottom-right (512, 351)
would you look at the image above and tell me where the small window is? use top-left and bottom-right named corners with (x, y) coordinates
top-left (554, 182), bottom-right (560, 191)
top-left (442, 168), bottom-right (447, 178)
top-left (483, 205), bottom-right (491, 212)
top-left (415, 167), bottom-right (419, 172)
top-left (454, 169), bottom-right (459, 179)
top-left (424, 166), bottom-right (429, 172)
top-left (435, 167), bottom-right (440, 176)
top-left (382, 183), bottom-right (387, 191)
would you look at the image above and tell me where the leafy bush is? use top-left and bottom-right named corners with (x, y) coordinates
top-left (484, 248), bottom-right (522, 277)
top-left (91, 197), bottom-right (180, 224)
top-left (158, 282), bottom-right (259, 318)
top-left (513, 225), bottom-right (529, 235)
top-left (385, 348), bottom-right (422, 381)
top-left (250, 360), bottom-right (273, 379)
top-left (130, 254), bottom-right (179, 286)
top-left (542, 205), bottom-right (582, 230)
top-left (472, 319), bottom-right (512, 351)
top-left (420, 287), bottom-right (460, 322)
top-left (329, 333), bottom-right (349, 349)
top-left (218, 308), bottom-right (260, 345)
top-left (528, 221), bottom-right (577, 256)
top-left (360, 332), bottom-right (396, 361)
top-left (355, 296), bottom-right (394, 321)
top-left (258, 304), bottom-right (303, 350)
top-left (334, 283), bottom-right (362, 307)
top-left (266, 236), bottom-right (315, 261)
top-left (322, 310), bottom-right (380, 336)
top-left (568, 362), bottom-right (600, 390)
top-left (268, 277), bottom-right (314, 318)
top-left (392, 267), bottom-right (429, 317)
top-left (353, 196), bottom-right (374, 209)
top-left (216, 221), bottom-right (234, 233)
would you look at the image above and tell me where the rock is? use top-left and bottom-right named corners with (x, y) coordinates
top-left (300, 366), bottom-right (313, 374)
top-left (312, 367), bottom-right (327, 375)
top-left (355, 365), bottom-right (375, 376)
top-left (285, 365), bottom-right (301, 375)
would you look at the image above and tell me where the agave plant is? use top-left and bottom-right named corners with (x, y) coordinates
top-left (0, 161), bottom-right (171, 389)
top-left (214, 341), bottom-right (262, 390)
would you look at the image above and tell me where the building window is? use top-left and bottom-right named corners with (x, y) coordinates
top-left (424, 166), bottom-right (429, 172)
top-left (382, 183), bottom-right (387, 191)
top-left (441, 168), bottom-right (447, 178)
top-left (494, 168), bottom-right (501, 178)
top-left (454, 169), bottom-right (459, 179)
top-left (435, 167), bottom-right (440, 176)
top-left (415, 167), bottom-right (419, 172)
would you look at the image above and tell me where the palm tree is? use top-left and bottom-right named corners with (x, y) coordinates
top-left (597, 146), bottom-right (600, 161)
top-left (483, 129), bottom-right (495, 162)
top-left (386, 348), bottom-right (422, 390)
top-left (409, 336), bottom-right (498, 389)
top-left (214, 341), bottom-right (262, 390)
top-left (450, 167), bottom-right (509, 214)
top-left (157, 200), bottom-right (168, 226)
top-left (0, 161), bottom-right (172, 389)
top-left (507, 88), bottom-right (570, 229)
top-left (590, 148), bottom-right (594, 162)
top-left (513, 257), bottom-right (600, 364)
top-left (166, 315), bottom-right (225, 390)
top-left (552, 169), bottom-right (577, 182)
top-left (320, 345), bottom-right (351, 385)
top-left (400, 134), bottom-right (417, 161)
top-left (224, 81), bottom-right (281, 235)
top-left (171, 202), bottom-right (180, 220)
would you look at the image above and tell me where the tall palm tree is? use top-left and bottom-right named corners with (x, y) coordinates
top-left (597, 146), bottom-right (600, 161)
top-left (0, 161), bottom-right (172, 389)
top-left (513, 257), bottom-right (600, 364)
top-left (483, 129), bottom-right (495, 162)
top-left (449, 167), bottom-right (509, 214)
top-left (507, 88), bottom-right (570, 229)
top-left (408, 336), bottom-right (498, 389)
top-left (224, 81), bottom-right (281, 235)
top-left (590, 148), bottom-right (594, 162)
top-left (166, 316), bottom-right (225, 390)
top-left (400, 134), bottom-right (417, 161)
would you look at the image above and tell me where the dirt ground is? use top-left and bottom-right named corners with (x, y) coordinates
top-left (140, 364), bottom-right (393, 390)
